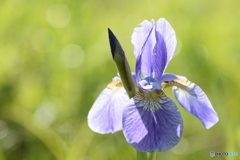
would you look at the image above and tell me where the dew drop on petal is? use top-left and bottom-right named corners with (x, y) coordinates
top-left (46, 3), bottom-right (71, 28)
top-left (61, 44), bottom-right (85, 68)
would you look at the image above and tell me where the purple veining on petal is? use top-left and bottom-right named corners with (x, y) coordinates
top-left (152, 31), bottom-right (167, 81)
top-left (160, 73), bottom-right (218, 129)
top-left (123, 89), bottom-right (183, 152)
top-left (132, 18), bottom-right (177, 81)
top-left (173, 82), bottom-right (218, 129)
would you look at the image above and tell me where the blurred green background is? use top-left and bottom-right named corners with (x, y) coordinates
top-left (0, 0), bottom-right (239, 160)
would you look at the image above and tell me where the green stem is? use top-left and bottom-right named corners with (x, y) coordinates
top-left (137, 150), bottom-right (147, 160)
top-left (148, 151), bottom-right (157, 160)
top-left (137, 150), bottom-right (157, 160)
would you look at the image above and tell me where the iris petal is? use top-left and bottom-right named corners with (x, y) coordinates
top-left (123, 89), bottom-right (183, 152)
top-left (160, 73), bottom-right (187, 83)
top-left (173, 80), bottom-right (219, 129)
top-left (138, 77), bottom-right (161, 91)
top-left (132, 20), bottom-right (155, 78)
top-left (88, 80), bottom-right (129, 134)
top-left (132, 18), bottom-right (177, 81)
top-left (153, 31), bottom-right (167, 81)
top-left (160, 74), bottom-right (218, 129)
top-left (156, 18), bottom-right (177, 67)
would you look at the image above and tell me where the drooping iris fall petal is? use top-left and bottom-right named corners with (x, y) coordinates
top-left (88, 80), bottom-right (129, 134)
top-left (172, 80), bottom-right (219, 129)
top-left (123, 89), bottom-right (183, 152)
top-left (160, 73), bottom-right (219, 129)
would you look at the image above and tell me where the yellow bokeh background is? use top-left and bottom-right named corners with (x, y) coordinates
top-left (0, 0), bottom-right (239, 159)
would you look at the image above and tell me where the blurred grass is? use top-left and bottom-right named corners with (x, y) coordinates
top-left (0, 0), bottom-right (239, 159)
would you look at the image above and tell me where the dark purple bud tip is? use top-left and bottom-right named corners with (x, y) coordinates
top-left (108, 28), bottom-right (117, 59)
top-left (108, 28), bottom-right (125, 59)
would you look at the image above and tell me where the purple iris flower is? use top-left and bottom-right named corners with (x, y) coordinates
top-left (88, 18), bottom-right (219, 152)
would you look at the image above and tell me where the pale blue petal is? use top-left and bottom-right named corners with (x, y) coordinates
top-left (123, 90), bottom-right (183, 152)
top-left (160, 73), bottom-right (187, 83)
top-left (173, 82), bottom-right (219, 129)
top-left (132, 20), bottom-right (155, 78)
top-left (132, 18), bottom-right (177, 80)
top-left (88, 85), bottom-right (129, 134)
top-left (160, 73), bottom-right (218, 129)
top-left (156, 18), bottom-right (177, 69)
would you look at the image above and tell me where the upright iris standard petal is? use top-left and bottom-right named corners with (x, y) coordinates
top-left (132, 20), bottom-right (155, 58)
top-left (123, 89), bottom-right (183, 152)
top-left (172, 80), bottom-right (219, 129)
top-left (132, 20), bottom-right (155, 78)
top-left (88, 80), bottom-right (129, 134)
top-left (132, 18), bottom-right (177, 80)
top-left (152, 31), bottom-right (167, 81)
top-left (156, 18), bottom-right (177, 67)
top-left (133, 22), bottom-right (168, 81)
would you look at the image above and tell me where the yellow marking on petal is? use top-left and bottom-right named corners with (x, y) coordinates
top-left (134, 89), bottom-right (169, 111)
top-left (161, 79), bottom-right (192, 90)
top-left (107, 80), bottom-right (123, 90)
top-left (107, 79), bottom-right (138, 97)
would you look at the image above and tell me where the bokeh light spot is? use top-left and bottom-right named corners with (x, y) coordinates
top-left (0, 120), bottom-right (8, 139)
top-left (1, 129), bottom-right (20, 150)
top-left (46, 3), bottom-right (71, 28)
top-left (33, 103), bottom-right (57, 129)
top-left (61, 44), bottom-right (84, 68)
